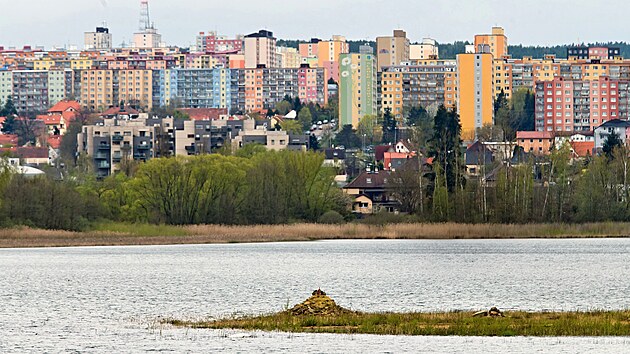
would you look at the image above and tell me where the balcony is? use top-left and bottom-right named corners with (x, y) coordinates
top-left (112, 135), bottom-right (124, 142)
top-left (136, 144), bottom-right (151, 150)
top-left (97, 161), bottom-right (110, 169)
top-left (94, 152), bottom-right (108, 160)
top-left (97, 143), bottom-right (111, 150)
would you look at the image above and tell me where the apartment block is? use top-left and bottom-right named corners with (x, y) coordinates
top-left (12, 69), bottom-right (73, 114)
top-left (376, 30), bottom-right (410, 71)
top-left (457, 47), bottom-right (494, 141)
top-left (339, 46), bottom-right (378, 128)
top-left (195, 31), bottom-right (243, 54)
top-left (84, 27), bottom-right (113, 50)
top-left (276, 47), bottom-right (302, 68)
top-left (474, 26), bottom-right (508, 59)
top-left (0, 69), bottom-right (12, 104)
top-left (535, 76), bottom-right (630, 133)
top-left (156, 68), bottom-right (238, 111)
top-left (299, 36), bottom-right (350, 82)
top-left (380, 60), bottom-right (457, 122)
top-left (244, 30), bottom-right (277, 69)
top-left (409, 38), bottom-right (439, 60)
top-left (239, 65), bottom-right (327, 113)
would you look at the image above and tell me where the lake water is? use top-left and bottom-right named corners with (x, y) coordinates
top-left (1, 239), bottom-right (630, 353)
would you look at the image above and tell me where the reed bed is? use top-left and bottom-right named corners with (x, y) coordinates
top-left (169, 310), bottom-right (630, 337)
top-left (2, 222), bottom-right (630, 248)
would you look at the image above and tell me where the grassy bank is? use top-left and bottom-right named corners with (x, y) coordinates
top-left (170, 310), bottom-right (630, 337)
top-left (167, 294), bottom-right (630, 337)
top-left (2, 222), bottom-right (630, 248)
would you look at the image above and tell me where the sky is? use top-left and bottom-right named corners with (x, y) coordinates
top-left (1, 0), bottom-right (630, 49)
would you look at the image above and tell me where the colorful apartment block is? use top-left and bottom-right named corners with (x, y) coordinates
top-left (240, 66), bottom-right (328, 113)
top-left (380, 60), bottom-right (457, 122)
top-left (376, 30), bottom-right (410, 71)
top-left (474, 26), bottom-right (508, 59)
top-left (299, 36), bottom-right (350, 82)
top-left (276, 47), bottom-right (302, 68)
top-left (409, 38), bottom-right (439, 60)
top-left (339, 46), bottom-right (377, 128)
top-left (244, 30), bottom-right (277, 69)
top-left (534, 76), bottom-right (630, 133)
top-left (12, 69), bottom-right (74, 114)
top-left (195, 31), bottom-right (243, 54)
top-left (457, 47), bottom-right (494, 141)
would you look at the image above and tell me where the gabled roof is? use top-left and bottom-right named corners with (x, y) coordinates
top-left (36, 114), bottom-right (63, 125)
top-left (570, 141), bottom-right (594, 158)
top-left (48, 100), bottom-right (80, 114)
top-left (16, 147), bottom-right (49, 159)
top-left (344, 170), bottom-right (391, 189)
top-left (47, 135), bottom-right (63, 149)
top-left (0, 134), bottom-right (18, 146)
top-left (375, 145), bottom-right (392, 162)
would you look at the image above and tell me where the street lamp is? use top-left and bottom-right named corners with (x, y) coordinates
top-left (362, 133), bottom-right (366, 153)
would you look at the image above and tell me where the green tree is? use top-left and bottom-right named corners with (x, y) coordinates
top-left (280, 119), bottom-right (303, 135)
top-left (357, 114), bottom-right (382, 146)
top-left (603, 131), bottom-right (623, 160)
top-left (298, 107), bottom-right (312, 131)
top-left (275, 100), bottom-right (292, 115)
top-left (334, 125), bottom-right (361, 149)
top-left (428, 105), bottom-right (463, 193)
top-left (381, 108), bottom-right (397, 144)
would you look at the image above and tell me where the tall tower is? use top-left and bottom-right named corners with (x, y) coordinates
top-left (139, 0), bottom-right (152, 31)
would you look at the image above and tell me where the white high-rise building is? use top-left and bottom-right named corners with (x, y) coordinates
top-left (84, 26), bottom-right (113, 50)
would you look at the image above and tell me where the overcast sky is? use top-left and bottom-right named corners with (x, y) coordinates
top-left (1, 0), bottom-right (629, 49)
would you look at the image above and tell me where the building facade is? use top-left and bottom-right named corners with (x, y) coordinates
top-left (339, 46), bottom-right (377, 128)
top-left (457, 48), bottom-right (494, 140)
top-left (244, 30), bottom-right (277, 69)
top-left (376, 30), bottom-right (410, 71)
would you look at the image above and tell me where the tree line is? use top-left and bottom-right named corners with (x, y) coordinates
top-left (0, 148), bottom-right (348, 230)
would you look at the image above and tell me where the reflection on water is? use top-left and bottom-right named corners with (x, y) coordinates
top-left (1, 239), bottom-right (630, 352)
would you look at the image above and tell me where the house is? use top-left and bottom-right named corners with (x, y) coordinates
top-left (48, 100), bottom-right (80, 116)
top-left (343, 170), bottom-right (399, 214)
top-left (0, 134), bottom-right (18, 147)
top-left (594, 119), bottom-right (630, 150)
top-left (36, 114), bottom-right (66, 135)
top-left (466, 141), bottom-right (494, 176)
top-left (516, 131), bottom-right (554, 156)
top-left (323, 148), bottom-right (346, 168)
top-left (5, 158), bottom-right (45, 177)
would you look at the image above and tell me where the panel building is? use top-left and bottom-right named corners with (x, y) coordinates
top-left (339, 46), bottom-right (378, 128)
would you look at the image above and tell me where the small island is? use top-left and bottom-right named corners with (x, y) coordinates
top-left (166, 290), bottom-right (630, 337)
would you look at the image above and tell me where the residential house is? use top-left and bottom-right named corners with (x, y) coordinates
top-left (594, 119), bottom-right (630, 150)
top-left (343, 169), bottom-right (399, 214)
top-left (465, 141), bottom-right (494, 176)
top-left (516, 131), bottom-right (555, 155)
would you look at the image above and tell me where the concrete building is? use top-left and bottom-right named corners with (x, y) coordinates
top-left (84, 26), bottom-right (113, 50)
top-left (308, 36), bottom-right (350, 82)
top-left (457, 46), bottom-right (494, 141)
top-left (133, 28), bottom-right (163, 49)
top-left (516, 131), bottom-right (555, 155)
top-left (0, 69), bottom-right (13, 104)
top-left (474, 26), bottom-right (508, 59)
top-left (244, 30), bottom-right (277, 69)
top-left (239, 65), bottom-right (328, 113)
top-left (535, 76), bottom-right (630, 133)
top-left (409, 38), bottom-right (439, 60)
top-left (79, 69), bottom-right (154, 112)
top-left (156, 68), bottom-right (238, 111)
top-left (12, 69), bottom-right (74, 114)
top-left (339, 46), bottom-right (378, 128)
top-left (376, 30), bottom-right (410, 71)
top-left (276, 46), bottom-right (302, 68)
top-left (380, 60), bottom-right (457, 122)
top-left (195, 31), bottom-right (243, 54)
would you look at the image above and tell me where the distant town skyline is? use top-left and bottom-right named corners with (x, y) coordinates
top-left (2, 0), bottom-right (630, 49)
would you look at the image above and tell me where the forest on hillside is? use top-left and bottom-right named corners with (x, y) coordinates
top-left (277, 39), bottom-right (630, 60)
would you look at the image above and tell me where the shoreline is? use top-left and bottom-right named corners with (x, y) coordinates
top-left (2, 222), bottom-right (630, 248)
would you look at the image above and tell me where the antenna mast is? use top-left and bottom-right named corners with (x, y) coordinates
top-left (139, 0), bottom-right (152, 31)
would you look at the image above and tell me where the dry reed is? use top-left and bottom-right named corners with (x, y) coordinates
top-left (2, 222), bottom-right (630, 248)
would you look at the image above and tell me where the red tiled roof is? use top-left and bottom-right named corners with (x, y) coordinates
top-left (178, 108), bottom-right (228, 120)
top-left (375, 145), bottom-right (392, 162)
top-left (47, 135), bottom-right (62, 149)
top-left (570, 141), bottom-right (594, 158)
top-left (3, 147), bottom-right (49, 159)
top-left (61, 110), bottom-right (77, 122)
top-left (48, 100), bottom-right (80, 114)
top-left (36, 114), bottom-right (63, 125)
top-left (516, 131), bottom-right (554, 140)
top-left (0, 134), bottom-right (18, 146)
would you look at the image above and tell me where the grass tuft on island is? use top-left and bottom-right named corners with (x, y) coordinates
top-left (3, 221), bottom-right (630, 248)
top-left (166, 293), bottom-right (630, 337)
